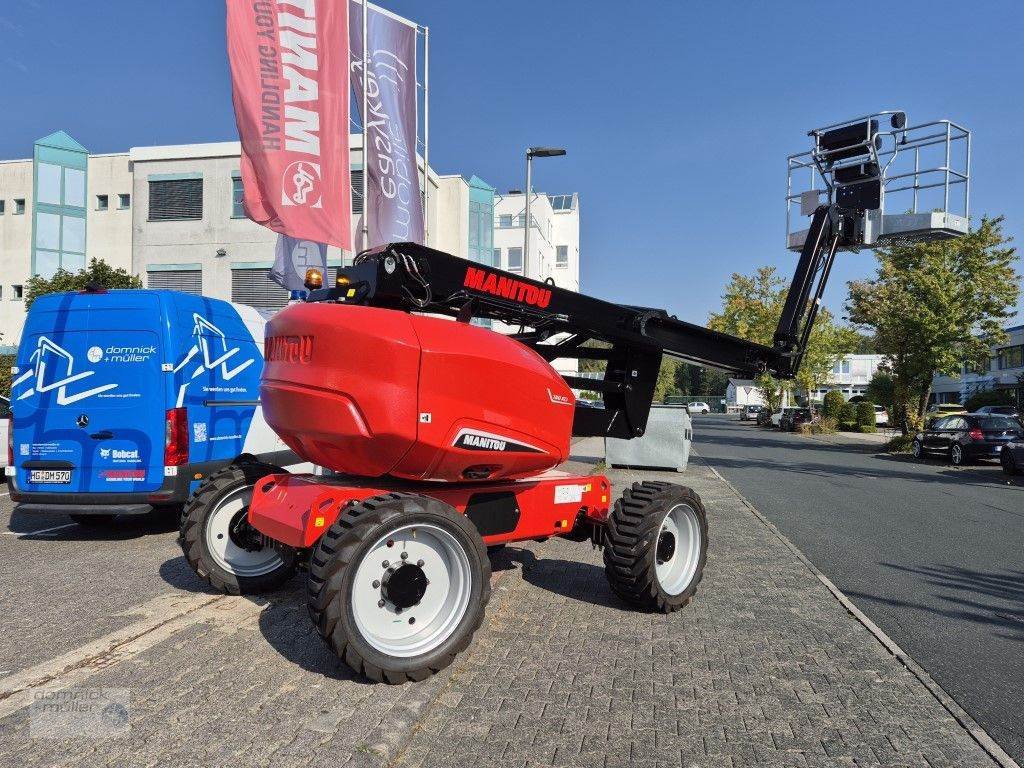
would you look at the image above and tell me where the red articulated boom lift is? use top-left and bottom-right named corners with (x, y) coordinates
top-left (180, 111), bottom-right (970, 682)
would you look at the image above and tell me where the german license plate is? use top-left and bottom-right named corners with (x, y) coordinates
top-left (30, 469), bottom-right (71, 484)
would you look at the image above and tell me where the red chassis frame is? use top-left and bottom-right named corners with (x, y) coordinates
top-left (248, 470), bottom-right (612, 550)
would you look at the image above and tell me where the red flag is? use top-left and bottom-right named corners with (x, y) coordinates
top-left (226, 0), bottom-right (352, 249)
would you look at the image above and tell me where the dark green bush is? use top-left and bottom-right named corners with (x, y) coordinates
top-left (855, 400), bottom-right (876, 428)
top-left (822, 390), bottom-right (845, 420)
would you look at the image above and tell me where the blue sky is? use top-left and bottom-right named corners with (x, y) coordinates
top-left (2, 0), bottom-right (1021, 326)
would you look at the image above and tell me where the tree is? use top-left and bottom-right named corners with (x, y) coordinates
top-left (708, 266), bottom-right (851, 408)
top-left (865, 371), bottom-right (895, 412)
top-left (25, 259), bottom-right (143, 310)
top-left (847, 217), bottom-right (1019, 434)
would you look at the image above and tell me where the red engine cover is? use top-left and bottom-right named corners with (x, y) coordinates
top-left (261, 303), bottom-right (575, 481)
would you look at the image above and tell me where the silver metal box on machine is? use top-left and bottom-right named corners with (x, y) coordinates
top-left (605, 405), bottom-right (692, 472)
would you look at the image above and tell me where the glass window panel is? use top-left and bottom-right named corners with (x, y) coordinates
top-left (118, 193), bottom-right (131, 209)
top-left (36, 212), bottom-right (61, 250)
top-left (508, 247), bottom-right (523, 270)
top-left (499, 215), bottom-right (512, 228)
top-left (231, 178), bottom-right (244, 217)
top-left (62, 216), bottom-right (86, 253)
top-left (37, 163), bottom-right (62, 205)
top-left (61, 252), bottom-right (86, 272)
top-left (35, 250), bottom-right (60, 279)
top-left (492, 248), bottom-right (501, 266)
top-left (64, 167), bottom-right (86, 207)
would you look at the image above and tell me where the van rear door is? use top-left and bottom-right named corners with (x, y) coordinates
top-left (12, 292), bottom-right (166, 494)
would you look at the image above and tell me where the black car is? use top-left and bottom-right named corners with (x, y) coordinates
top-left (912, 414), bottom-right (1023, 466)
top-left (1001, 439), bottom-right (1024, 475)
top-left (779, 407), bottom-right (812, 432)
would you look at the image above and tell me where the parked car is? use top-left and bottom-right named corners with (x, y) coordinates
top-left (770, 407), bottom-right (796, 428)
top-left (912, 414), bottom-right (1023, 466)
top-left (7, 289), bottom-right (304, 527)
top-left (740, 404), bottom-right (762, 421)
top-left (1000, 439), bottom-right (1024, 475)
top-left (0, 395), bottom-right (10, 471)
top-left (874, 404), bottom-right (889, 426)
top-left (924, 403), bottom-right (967, 426)
top-left (688, 401), bottom-right (711, 414)
top-left (975, 405), bottom-right (1021, 420)
top-left (780, 407), bottom-right (812, 432)
top-left (756, 408), bottom-right (774, 427)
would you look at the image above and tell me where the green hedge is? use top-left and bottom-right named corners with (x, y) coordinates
top-left (855, 400), bottom-right (877, 432)
top-left (822, 390), bottom-right (845, 420)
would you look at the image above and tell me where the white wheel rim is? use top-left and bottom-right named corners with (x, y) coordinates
top-left (351, 523), bottom-right (473, 658)
top-left (654, 503), bottom-right (702, 596)
top-left (204, 485), bottom-right (284, 577)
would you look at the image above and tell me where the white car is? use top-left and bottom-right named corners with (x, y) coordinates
top-left (874, 405), bottom-right (889, 426)
top-left (770, 407), bottom-right (797, 427)
top-left (688, 402), bottom-right (710, 414)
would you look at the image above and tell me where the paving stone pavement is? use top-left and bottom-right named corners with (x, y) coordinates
top-left (0, 457), bottom-right (1000, 767)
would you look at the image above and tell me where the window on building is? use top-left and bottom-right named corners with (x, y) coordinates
top-left (0, 200), bottom-right (5, 214)
top-left (493, 248), bottom-right (501, 265)
top-left (832, 359), bottom-right (851, 375)
top-left (147, 269), bottom-right (203, 295)
top-left (351, 169), bottom-right (364, 214)
top-left (997, 345), bottom-right (1024, 370)
top-left (118, 193), bottom-right (131, 210)
top-left (548, 194), bottom-right (574, 211)
top-left (556, 245), bottom-right (568, 267)
top-left (14, 199), bottom-right (25, 215)
top-left (507, 247), bottom-right (523, 272)
top-left (12, 285), bottom-right (24, 300)
top-left (96, 194), bottom-right (109, 211)
top-left (148, 178), bottom-right (203, 221)
top-left (231, 177), bottom-right (245, 218)
top-left (515, 214), bottom-right (526, 228)
top-left (498, 214), bottom-right (513, 229)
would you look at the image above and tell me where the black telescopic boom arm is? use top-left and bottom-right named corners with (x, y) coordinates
top-left (313, 218), bottom-right (844, 438)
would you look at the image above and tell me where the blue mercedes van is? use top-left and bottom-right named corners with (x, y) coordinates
top-left (6, 288), bottom-right (297, 524)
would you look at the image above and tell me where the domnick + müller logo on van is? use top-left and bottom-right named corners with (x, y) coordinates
top-left (172, 314), bottom-right (256, 407)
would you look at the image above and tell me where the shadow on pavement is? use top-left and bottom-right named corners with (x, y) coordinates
top-left (846, 563), bottom-right (1024, 643)
top-left (506, 546), bottom-right (632, 612)
top-left (7, 506), bottom-right (180, 539)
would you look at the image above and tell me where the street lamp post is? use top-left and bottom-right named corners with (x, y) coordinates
top-left (524, 146), bottom-right (566, 277)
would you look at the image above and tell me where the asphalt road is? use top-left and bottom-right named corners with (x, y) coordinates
top-left (691, 414), bottom-right (1024, 764)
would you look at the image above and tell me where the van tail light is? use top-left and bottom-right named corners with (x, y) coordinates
top-left (968, 427), bottom-right (984, 441)
top-left (164, 408), bottom-right (189, 466)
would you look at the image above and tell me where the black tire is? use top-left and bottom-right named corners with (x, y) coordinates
top-left (911, 439), bottom-right (923, 459)
top-left (1001, 448), bottom-right (1018, 476)
top-left (307, 493), bottom-right (490, 684)
top-left (950, 443), bottom-right (967, 466)
top-left (603, 481), bottom-right (708, 613)
top-left (179, 463), bottom-right (296, 595)
top-left (70, 514), bottom-right (117, 527)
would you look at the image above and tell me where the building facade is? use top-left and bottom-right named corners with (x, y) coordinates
top-left (930, 324), bottom-right (1024, 406)
top-left (492, 190), bottom-right (580, 293)
top-left (805, 354), bottom-right (886, 402)
top-left (0, 131), bottom-right (583, 356)
top-left (725, 379), bottom-right (765, 409)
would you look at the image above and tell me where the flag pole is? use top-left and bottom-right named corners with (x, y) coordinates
top-left (361, 0), bottom-right (369, 252)
top-left (422, 25), bottom-right (429, 246)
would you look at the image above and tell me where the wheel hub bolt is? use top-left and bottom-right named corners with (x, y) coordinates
top-left (382, 560), bottom-right (390, 568)
top-left (372, 580), bottom-right (381, 589)
top-left (417, 559), bottom-right (424, 567)
top-left (377, 599), bottom-right (385, 608)
top-left (400, 552), bottom-right (408, 560)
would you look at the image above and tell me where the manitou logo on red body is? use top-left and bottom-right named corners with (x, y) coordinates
top-left (266, 335), bottom-right (314, 364)
top-left (463, 266), bottom-right (552, 309)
